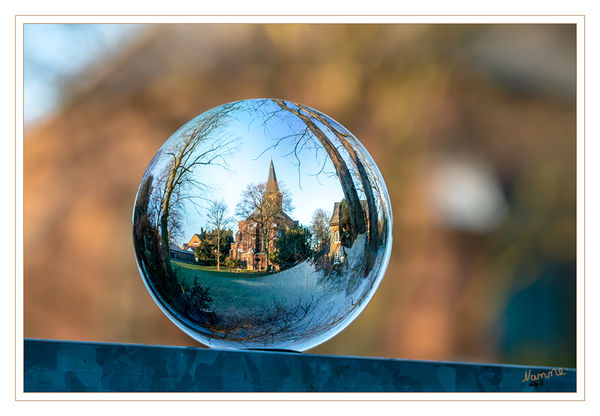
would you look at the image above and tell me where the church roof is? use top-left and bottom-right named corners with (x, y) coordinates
top-left (266, 159), bottom-right (279, 193)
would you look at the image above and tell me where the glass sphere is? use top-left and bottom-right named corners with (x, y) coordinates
top-left (132, 99), bottom-right (392, 351)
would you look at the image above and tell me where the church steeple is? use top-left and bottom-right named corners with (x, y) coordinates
top-left (266, 159), bottom-right (279, 193)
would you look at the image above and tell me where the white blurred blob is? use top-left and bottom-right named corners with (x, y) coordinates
top-left (429, 155), bottom-right (507, 233)
top-left (465, 25), bottom-right (575, 100)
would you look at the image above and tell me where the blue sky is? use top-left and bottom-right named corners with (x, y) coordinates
top-left (151, 100), bottom-right (347, 245)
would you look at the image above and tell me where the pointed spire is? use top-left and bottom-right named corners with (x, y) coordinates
top-left (266, 158), bottom-right (279, 193)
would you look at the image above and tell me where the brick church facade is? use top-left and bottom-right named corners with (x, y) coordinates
top-left (229, 161), bottom-right (297, 271)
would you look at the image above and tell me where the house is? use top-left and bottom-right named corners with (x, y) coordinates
top-left (169, 244), bottom-right (196, 263)
top-left (183, 231), bottom-right (208, 250)
top-left (329, 199), bottom-right (368, 264)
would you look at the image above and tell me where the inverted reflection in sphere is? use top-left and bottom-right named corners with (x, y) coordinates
top-left (132, 99), bottom-right (392, 351)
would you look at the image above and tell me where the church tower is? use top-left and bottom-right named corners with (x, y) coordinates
top-left (264, 159), bottom-right (283, 211)
top-left (266, 159), bottom-right (279, 193)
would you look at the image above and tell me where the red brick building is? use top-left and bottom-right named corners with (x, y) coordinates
top-left (229, 161), bottom-right (297, 271)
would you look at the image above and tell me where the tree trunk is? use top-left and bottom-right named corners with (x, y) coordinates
top-left (159, 138), bottom-right (192, 258)
top-left (216, 232), bottom-right (221, 271)
top-left (160, 160), bottom-right (180, 263)
top-left (305, 107), bottom-right (380, 252)
top-left (273, 100), bottom-right (366, 242)
top-left (263, 227), bottom-right (270, 271)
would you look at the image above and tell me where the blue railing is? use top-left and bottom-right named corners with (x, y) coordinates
top-left (23, 338), bottom-right (576, 392)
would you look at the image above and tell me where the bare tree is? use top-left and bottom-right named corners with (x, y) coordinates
top-left (310, 208), bottom-right (331, 253)
top-left (270, 99), bottom-right (367, 242)
top-left (157, 104), bottom-right (238, 262)
top-left (301, 105), bottom-right (380, 253)
top-left (253, 99), bottom-right (382, 276)
top-left (206, 199), bottom-right (232, 271)
top-left (235, 182), bottom-right (293, 271)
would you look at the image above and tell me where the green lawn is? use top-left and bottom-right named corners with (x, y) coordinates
top-left (170, 260), bottom-right (269, 278)
top-left (169, 258), bottom-right (330, 322)
top-left (170, 260), bottom-right (279, 316)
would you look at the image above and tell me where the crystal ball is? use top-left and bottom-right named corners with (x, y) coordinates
top-left (132, 99), bottom-right (392, 351)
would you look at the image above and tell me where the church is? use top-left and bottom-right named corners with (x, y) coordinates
top-left (229, 160), bottom-right (298, 271)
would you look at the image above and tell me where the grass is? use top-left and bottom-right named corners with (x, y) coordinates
top-left (170, 260), bottom-right (277, 315)
top-left (170, 260), bottom-right (269, 279)
top-left (169, 259), bottom-right (322, 319)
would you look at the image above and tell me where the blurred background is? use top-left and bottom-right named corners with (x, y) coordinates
top-left (23, 23), bottom-right (576, 367)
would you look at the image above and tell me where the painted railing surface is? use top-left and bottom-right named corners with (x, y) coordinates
top-left (23, 338), bottom-right (575, 392)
